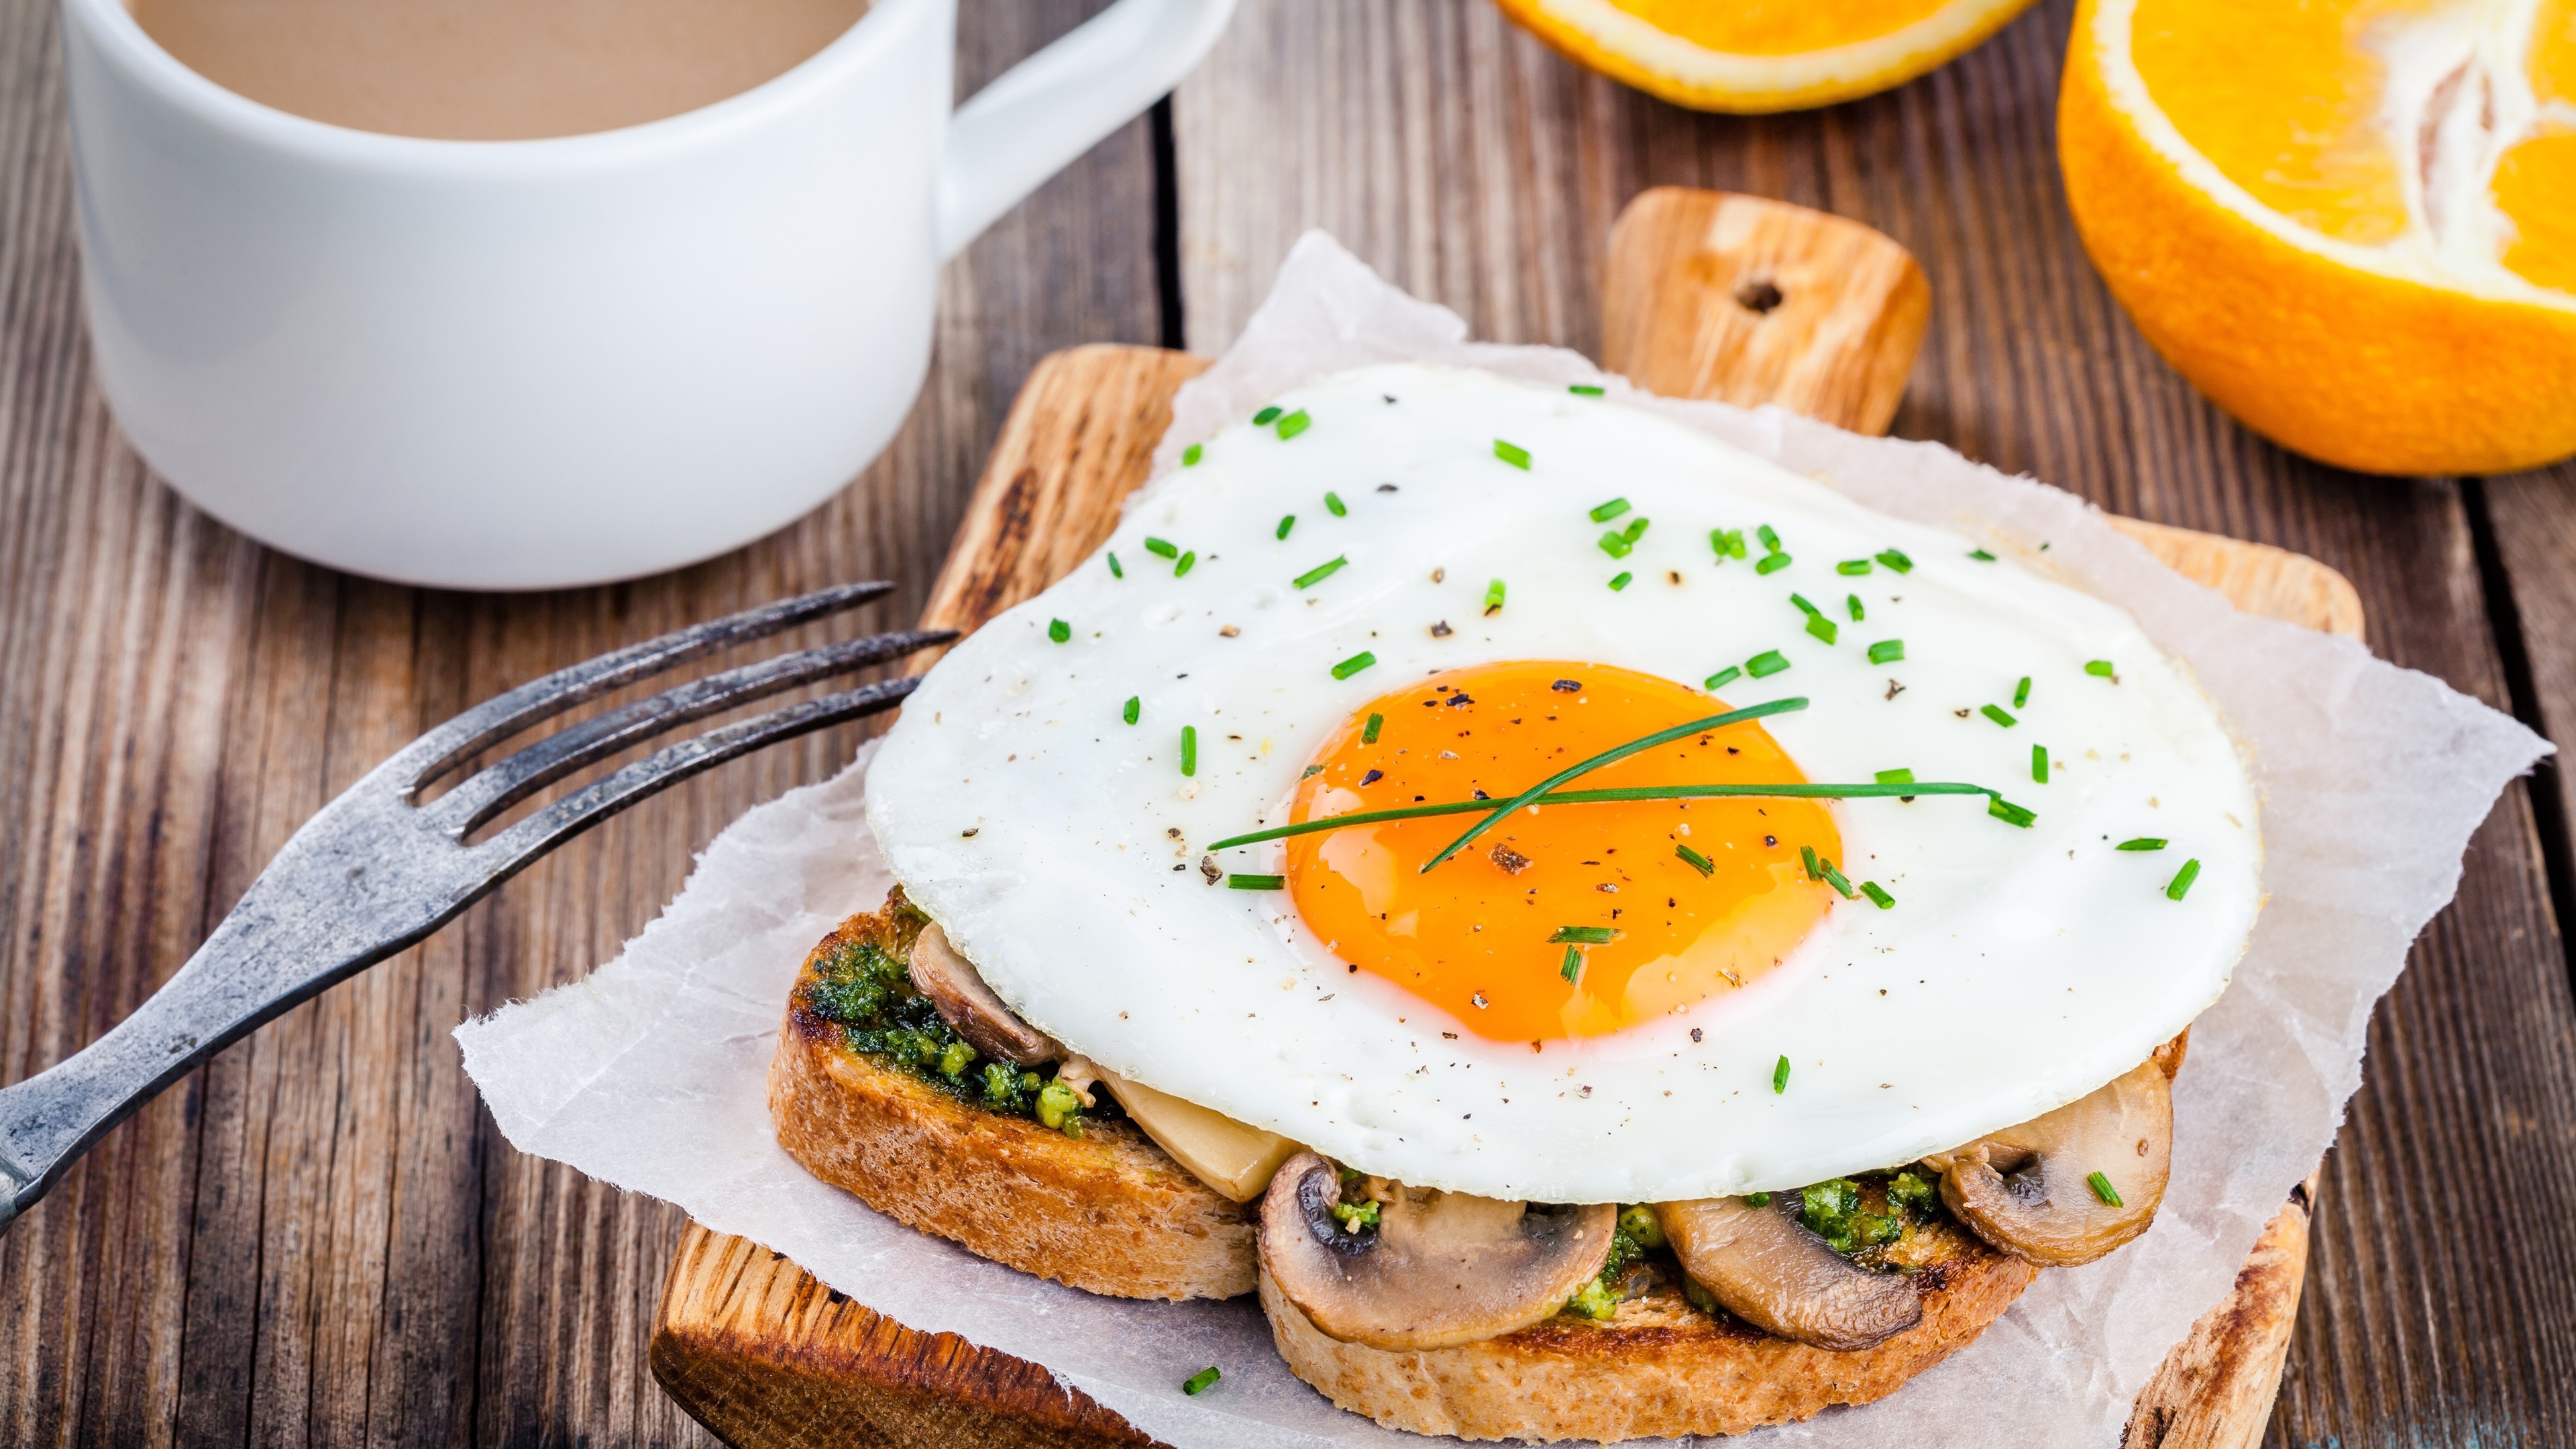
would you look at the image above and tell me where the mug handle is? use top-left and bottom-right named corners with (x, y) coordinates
top-left (937, 0), bottom-right (1237, 259)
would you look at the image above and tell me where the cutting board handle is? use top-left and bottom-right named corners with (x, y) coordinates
top-left (1601, 187), bottom-right (1930, 436)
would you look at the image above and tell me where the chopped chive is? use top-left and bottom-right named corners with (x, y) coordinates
top-left (1757, 525), bottom-right (1782, 553)
top-left (1847, 594), bottom-right (1864, 621)
top-left (1988, 796), bottom-right (2037, 828)
top-left (1144, 537), bottom-right (1177, 559)
top-left (1746, 650), bottom-right (1790, 678)
top-left (1676, 843), bottom-right (1715, 875)
top-left (1622, 517), bottom-right (1649, 543)
top-left (1108, 552), bottom-right (1124, 578)
top-left (1331, 651), bottom-right (1376, 680)
top-left (1801, 845), bottom-right (1821, 880)
top-left (1876, 549), bottom-right (1914, 574)
top-left (1568, 383), bottom-right (1605, 396)
top-left (1805, 615), bottom-right (1838, 645)
top-left (1123, 696), bottom-right (1140, 725)
top-left (1609, 572), bottom-right (1633, 591)
top-left (1789, 593), bottom-right (1820, 616)
top-left (1551, 926), bottom-right (1618, 944)
top-left (1325, 491), bottom-right (1347, 517)
top-left (1275, 409), bottom-right (1311, 439)
top-left (1494, 439), bottom-right (1531, 469)
top-left (1199, 775), bottom-right (2002, 852)
top-left (1819, 859), bottom-right (1858, 898)
top-left (1860, 881), bottom-right (1896, 909)
top-left (1047, 619), bottom-right (1071, 643)
top-left (1362, 712), bottom-right (1384, 744)
top-left (1182, 1366), bottom-right (1222, 1396)
top-left (1756, 553), bottom-right (1792, 575)
top-left (1277, 515), bottom-right (1295, 540)
top-left (1876, 768), bottom-right (1915, 785)
top-left (1483, 578), bottom-right (1506, 615)
top-left (2086, 659), bottom-right (2116, 678)
top-left (1711, 528), bottom-right (1747, 560)
top-left (1969, 548), bottom-right (1997, 561)
top-left (1589, 498), bottom-right (1631, 523)
top-left (1981, 704), bottom-right (2017, 727)
top-left (1303, 764), bottom-right (1324, 777)
top-left (1773, 1056), bottom-right (1791, 1093)
top-left (1252, 406), bottom-right (1283, 425)
top-left (1561, 946), bottom-right (1584, 982)
top-left (2116, 837), bottom-right (2166, 851)
top-left (1837, 559), bottom-right (1872, 576)
top-left (1293, 555), bottom-right (1348, 589)
top-left (2087, 1171), bottom-right (2124, 1208)
top-left (2167, 859), bottom-right (2202, 900)
top-left (1868, 639), bottom-right (1905, 665)
top-left (1174, 551), bottom-right (1197, 577)
top-left (1183, 443), bottom-right (1203, 466)
top-left (1704, 665), bottom-right (1742, 690)
top-left (1599, 531), bottom-right (1634, 559)
top-left (1180, 726), bottom-right (1197, 776)
top-left (2014, 676), bottom-right (2032, 708)
top-left (1227, 874), bottom-right (1286, 890)
top-left (2032, 744), bottom-right (2049, 784)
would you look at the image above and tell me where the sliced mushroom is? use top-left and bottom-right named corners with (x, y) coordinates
top-left (908, 923), bottom-right (1059, 1066)
top-left (1092, 1065), bottom-right (1301, 1202)
top-left (1921, 1057), bottom-right (2172, 1266)
top-left (1655, 1195), bottom-right (1922, 1350)
top-left (1258, 1152), bottom-right (1615, 1350)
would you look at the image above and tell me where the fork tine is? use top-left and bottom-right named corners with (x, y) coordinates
top-left (430, 627), bottom-right (954, 839)
top-left (398, 580), bottom-right (898, 797)
top-left (475, 675), bottom-right (924, 867)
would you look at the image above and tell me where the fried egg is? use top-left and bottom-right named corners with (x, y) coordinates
top-left (865, 362), bottom-right (2259, 1202)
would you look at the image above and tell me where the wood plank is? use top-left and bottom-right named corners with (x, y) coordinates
top-left (1171, 5), bottom-right (2576, 1446)
top-left (0, 3), bottom-right (1162, 1445)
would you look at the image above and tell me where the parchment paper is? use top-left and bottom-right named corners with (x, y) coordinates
top-left (458, 233), bottom-right (2548, 1448)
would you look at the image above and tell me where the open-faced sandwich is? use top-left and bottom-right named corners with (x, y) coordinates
top-left (768, 361), bottom-right (2259, 1442)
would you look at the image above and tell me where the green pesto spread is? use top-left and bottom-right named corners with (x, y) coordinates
top-left (794, 902), bottom-right (1090, 1138)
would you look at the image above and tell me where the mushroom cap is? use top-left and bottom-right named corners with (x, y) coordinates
top-left (1926, 1056), bottom-right (2173, 1267)
top-left (1257, 1152), bottom-right (1615, 1351)
top-left (908, 923), bottom-right (1060, 1067)
top-left (1656, 1195), bottom-right (1923, 1351)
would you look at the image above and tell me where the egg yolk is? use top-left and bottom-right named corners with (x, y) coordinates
top-left (1285, 661), bottom-right (1841, 1043)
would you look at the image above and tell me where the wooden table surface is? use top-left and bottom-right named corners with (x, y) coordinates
top-left (2, 1), bottom-right (2573, 1445)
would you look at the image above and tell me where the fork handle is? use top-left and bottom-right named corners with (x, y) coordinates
top-left (0, 892), bottom-right (415, 1227)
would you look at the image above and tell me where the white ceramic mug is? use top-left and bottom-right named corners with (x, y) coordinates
top-left (62, 0), bottom-right (1233, 589)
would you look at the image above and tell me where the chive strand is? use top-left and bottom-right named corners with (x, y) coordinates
top-left (1418, 699), bottom-right (1811, 873)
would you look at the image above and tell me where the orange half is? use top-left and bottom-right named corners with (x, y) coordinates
top-left (2061, 0), bottom-right (2576, 474)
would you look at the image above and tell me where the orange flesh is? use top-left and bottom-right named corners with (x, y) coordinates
top-left (2129, 0), bottom-right (2573, 290)
top-left (1606, 0), bottom-right (1955, 54)
top-left (1284, 662), bottom-right (1839, 1044)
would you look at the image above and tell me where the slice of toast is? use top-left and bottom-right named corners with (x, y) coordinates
top-left (1260, 1213), bottom-right (2035, 1442)
top-left (768, 904), bottom-right (1255, 1301)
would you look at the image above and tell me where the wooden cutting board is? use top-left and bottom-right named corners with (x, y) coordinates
top-left (648, 189), bottom-right (2359, 1449)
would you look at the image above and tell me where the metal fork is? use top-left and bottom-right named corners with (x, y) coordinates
top-left (0, 581), bottom-right (952, 1231)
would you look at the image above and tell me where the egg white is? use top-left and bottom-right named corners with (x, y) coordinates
top-left (865, 362), bottom-right (2260, 1203)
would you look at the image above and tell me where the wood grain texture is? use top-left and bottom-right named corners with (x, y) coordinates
top-left (0, 4), bottom-right (1159, 1446)
top-left (654, 315), bottom-right (2343, 1448)
top-left (2125, 1177), bottom-right (2320, 1449)
top-left (1173, 5), bottom-right (2576, 1446)
top-left (1602, 186), bottom-right (1929, 433)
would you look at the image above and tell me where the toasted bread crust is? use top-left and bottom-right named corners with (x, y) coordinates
top-left (1260, 1216), bottom-right (2036, 1442)
top-left (769, 908), bottom-right (1254, 1301)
